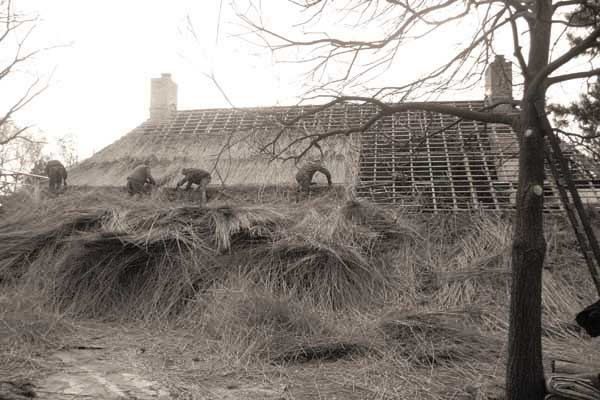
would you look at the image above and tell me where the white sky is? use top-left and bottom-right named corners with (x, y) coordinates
top-left (3, 1), bottom-right (592, 161)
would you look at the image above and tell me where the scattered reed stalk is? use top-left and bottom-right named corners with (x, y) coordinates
top-left (1, 187), bottom-right (599, 393)
top-left (378, 308), bottom-right (503, 365)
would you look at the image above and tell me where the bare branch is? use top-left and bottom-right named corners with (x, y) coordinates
top-left (557, 127), bottom-right (600, 140)
top-left (0, 0), bottom-right (55, 147)
top-left (0, 77), bottom-right (48, 130)
top-left (530, 24), bottom-right (600, 92)
top-left (235, 0), bottom-right (523, 102)
top-left (0, 125), bottom-right (29, 145)
top-left (257, 96), bottom-right (517, 162)
top-left (546, 67), bottom-right (600, 86)
top-left (507, 6), bottom-right (529, 76)
top-left (202, 72), bottom-right (237, 108)
top-left (241, 0), bottom-right (466, 51)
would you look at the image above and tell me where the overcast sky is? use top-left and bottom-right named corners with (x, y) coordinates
top-left (4, 1), bottom-right (590, 161)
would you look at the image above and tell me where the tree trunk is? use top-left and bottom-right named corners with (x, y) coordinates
top-left (506, 104), bottom-right (547, 400)
top-left (506, 2), bottom-right (552, 399)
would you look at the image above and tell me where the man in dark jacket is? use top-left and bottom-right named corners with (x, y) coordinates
top-left (126, 164), bottom-right (156, 195)
top-left (45, 160), bottom-right (68, 193)
top-left (295, 161), bottom-right (332, 200)
top-left (176, 168), bottom-right (211, 204)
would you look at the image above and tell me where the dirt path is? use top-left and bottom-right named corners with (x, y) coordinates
top-left (29, 344), bottom-right (359, 400)
top-left (35, 348), bottom-right (171, 399)
top-left (13, 322), bottom-right (403, 400)
top-left (27, 333), bottom-right (291, 400)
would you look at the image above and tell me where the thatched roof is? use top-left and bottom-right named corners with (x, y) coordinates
top-left (68, 101), bottom-right (600, 211)
top-left (69, 101), bottom-right (507, 187)
top-left (69, 104), bottom-right (361, 187)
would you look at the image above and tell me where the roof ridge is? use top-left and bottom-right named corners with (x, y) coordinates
top-left (164, 99), bottom-right (485, 114)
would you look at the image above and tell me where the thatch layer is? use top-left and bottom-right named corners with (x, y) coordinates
top-left (0, 190), bottom-right (420, 318)
top-left (69, 104), bottom-right (362, 187)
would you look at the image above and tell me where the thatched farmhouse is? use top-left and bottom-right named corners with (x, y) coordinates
top-left (69, 56), bottom-right (600, 211)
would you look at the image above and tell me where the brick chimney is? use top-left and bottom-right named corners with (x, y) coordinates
top-left (149, 73), bottom-right (177, 121)
top-left (484, 55), bottom-right (513, 113)
top-left (485, 55), bottom-right (518, 189)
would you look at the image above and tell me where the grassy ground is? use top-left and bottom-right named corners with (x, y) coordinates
top-left (0, 186), bottom-right (598, 399)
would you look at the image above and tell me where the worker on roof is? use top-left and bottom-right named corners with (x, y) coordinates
top-left (45, 160), bottom-right (68, 193)
top-left (126, 163), bottom-right (156, 196)
top-left (295, 160), bottom-right (332, 201)
top-left (176, 168), bottom-right (211, 205)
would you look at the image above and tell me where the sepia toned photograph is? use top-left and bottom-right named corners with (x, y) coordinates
top-left (1, 1), bottom-right (599, 399)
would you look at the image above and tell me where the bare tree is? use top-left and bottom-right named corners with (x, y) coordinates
top-left (0, 123), bottom-right (45, 193)
top-left (0, 0), bottom-right (49, 146)
top-left (0, 124), bottom-right (43, 169)
top-left (56, 133), bottom-right (79, 168)
top-left (235, 1), bottom-right (600, 399)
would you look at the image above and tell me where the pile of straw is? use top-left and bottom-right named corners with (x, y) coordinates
top-left (196, 285), bottom-right (370, 363)
top-left (243, 203), bottom-right (420, 309)
top-left (40, 205), bottom-right (286, 319)
top-left (378, 308), bottom-right (502, 365)
top-left (0, 209), bottom-right (107, 283)
top-left (1, 189), bottom-right (419, 318)
top-left (0, 190), bottom-right (285, 318)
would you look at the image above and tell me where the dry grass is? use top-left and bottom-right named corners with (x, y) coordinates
top-left (189, 281), bottom-right (358, 364)
top-left (0, 289), bottom-right (73, 381)
top-left (0, 209), bottom-right (107, 283)
top-left (377, 307), bottom-right (503, 366)
top-left (0, 187), bottom-right (599, 398)
top-left (13, 205), bottom-right (286, 319)
top-left (1, 188), bottom-right (420, 317)
top-left (243, 204), bottom-right (420, 309)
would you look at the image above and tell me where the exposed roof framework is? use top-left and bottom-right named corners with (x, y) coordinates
top-left (70, 101), bottom-right (600, 211)
top-left (354, 101), bottom-right (600, 211)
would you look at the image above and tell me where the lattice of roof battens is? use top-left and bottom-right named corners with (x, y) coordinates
top-left (354, 101), bottom-right (600, 211)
